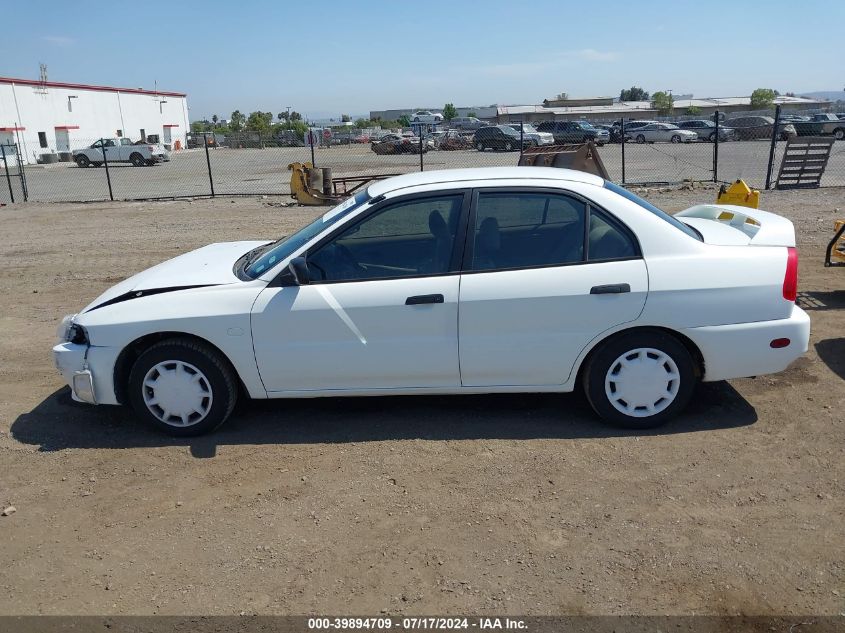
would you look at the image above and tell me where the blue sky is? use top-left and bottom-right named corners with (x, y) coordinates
top-left (2, 0), bottom-right (843, 120)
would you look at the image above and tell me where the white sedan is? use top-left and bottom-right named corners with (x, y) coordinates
top-left (628, 123), bottom-right (698, 144)
top-left (54, 167), bottom-right (810, 436)
top-left (411, 111), bottom-right (443, 123)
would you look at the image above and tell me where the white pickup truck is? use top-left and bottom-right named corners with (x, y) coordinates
top-left (73, 138), bottom-right (169, 168)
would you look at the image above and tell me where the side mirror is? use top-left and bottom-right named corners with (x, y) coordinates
top-left (288, 256), bottom-right (310, 286)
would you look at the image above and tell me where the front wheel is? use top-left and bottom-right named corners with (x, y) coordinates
top-left (708, 132), bottom-right (717, 142)
top-left (504, 141), bottom-right (513, 151)
top-left (834, 128), bottom-right (845, 140)
top-left (636, 134), bottom-right (646, 144)
top-left (130, 153), bottom-right (145, 167)
top-left (670, 135), bottom-right (681, 143)
top-left (75, 155), bottom-right (90, 168)
top-left (128, 338), bottom-right (238, 436)
top-left (583, 330), bottom-right (696, 429)
top-left (476, 142), bottom-right (484, 151)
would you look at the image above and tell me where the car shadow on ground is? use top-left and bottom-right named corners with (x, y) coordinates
top-left (10, 381), bottom-right (757, 458)
top-left (798, 290), bottom-right (845, 312)
top-left (815, 338), bottom-right (845, 381)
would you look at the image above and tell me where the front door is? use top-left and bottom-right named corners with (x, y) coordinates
top-left (252, 192), bottom-right (468, 393)
top-left (55, 129), bottom-right (70, 153)
top-left (458, 189), bottom-right (648, 387)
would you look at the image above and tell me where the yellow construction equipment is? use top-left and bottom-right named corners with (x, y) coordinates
top-left (716, 179), bottom-right (760, 209)
top-left (288, 162), bottom-right (401, 206)
top-left (518, 142), bottom-right (609, 179)
top-left (825, 219), bottom-right (845, 267)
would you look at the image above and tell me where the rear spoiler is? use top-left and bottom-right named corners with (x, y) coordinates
top-left (676, 204), bottom-right (796, 247)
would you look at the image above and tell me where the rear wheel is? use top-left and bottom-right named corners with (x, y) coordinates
top-left (75, 155), bottom-right (90, 168)
top-left (130, 153), bottom-right (145, 167)
top-left (583, 330), bottom-right (696, 429)
top-left (636, 134), bottom-right (646, 144)
top-left (504, 141), bottom-right (513, 151)
top-left (708, 132), bottom-right (717, 142)
top-left (834, 128), bottom-right (845, 141)
top-left (128, 338), bottom-right (238, 436)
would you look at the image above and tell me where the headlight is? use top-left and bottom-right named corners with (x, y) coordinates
top-left (57, 314), bottom-right (88, 345)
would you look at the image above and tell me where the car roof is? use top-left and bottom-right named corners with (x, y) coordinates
top-left (367, 167), bottom-right (605, 197)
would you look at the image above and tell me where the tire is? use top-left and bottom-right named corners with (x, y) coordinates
top-left (476, 142), bottom-right (484, 151)
top-left (146, 159), bottom-right (156, 166)
top-left (504, 141), bottom-right (513, 151)
top-left (708, 132), bottom-right (717, 142)
top-left (75, 155), bottom-right (90, 168)
top-left (834, 128), bottom-right (845, 141)
top-left (127, 338), bottom-right (238, 436)
top-left (413, 117), bottom-right (420, 122)
top-left (130, 153), bottom-right (146, 167)
top-left (670, 135), bottom-right (681, 144)
top-left (636, 134), bottom-right (646, 144)
top-left (583, 330), bottom-right (696, 429)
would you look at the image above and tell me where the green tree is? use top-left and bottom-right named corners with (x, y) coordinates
top-left (277, 111), bottom-right (288, 122)
top-left (685, 105), bottom-right (702, 115)
top-left (354, 118), bottom-right (371, 128)
top-left (190, 120), bottom-right (210, 133)
top-left (246, 111), bottom-right (273, 131)
top-left (442, 103), bottom-right (458, 121)
top-left (466, 111), bottom-right (477, 118)
top-left (620, 86), bottom-right (649, 101)
top-left (229, 110), bottom-right (245, 132)
top-left (211, 114), bottom-right (218, 126)
top-left (398, 114), bottom-right (411, 127)
top-left (651, 91), bottom-right (674, 116)
top-left (290, 111), bottom-right (303, 121)
top-left (341, 114), bottom-right (351, 123)
top-left (750, 88), bottom-right (777, 110)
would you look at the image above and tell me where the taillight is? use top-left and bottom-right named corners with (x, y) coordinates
top-left (783, 246), bottom-right (798, 302)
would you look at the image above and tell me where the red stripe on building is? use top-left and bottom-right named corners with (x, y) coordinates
top-left (163, 124), bottom-right (180, 128)
top-left (0, 127), bottom-right (25, 131)
top-left (0, 76), bottom-right (186, 98)
top-left (54, 125), bottom-right (80, 130)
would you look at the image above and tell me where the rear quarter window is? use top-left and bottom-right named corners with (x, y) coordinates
top-left (603, 181), bottom-right (702, 241)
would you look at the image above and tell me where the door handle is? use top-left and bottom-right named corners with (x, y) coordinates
top-left (590, 283), bottom-right (631, 295)
top-left (405, 294), bottom-right (444, 305)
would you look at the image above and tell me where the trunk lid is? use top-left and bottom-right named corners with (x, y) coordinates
top-left (676, 204), bottom-right (796, 247)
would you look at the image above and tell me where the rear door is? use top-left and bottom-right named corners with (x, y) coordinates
top-left (458, 188), bottom-right (648, 387)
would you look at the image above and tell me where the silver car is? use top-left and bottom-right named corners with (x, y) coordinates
top-left (628, 123), bottom-right (698, 144)
top-left (502, 123), bottom-right (555, 147)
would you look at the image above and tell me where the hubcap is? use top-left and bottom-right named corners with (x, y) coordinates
top-left (605, 348), bottom-right (680, 418)
top-left (142, 360), bottom-right (213, 427)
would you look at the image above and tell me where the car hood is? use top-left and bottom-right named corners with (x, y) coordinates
top-left (81, 240), bottom-right (269, 313)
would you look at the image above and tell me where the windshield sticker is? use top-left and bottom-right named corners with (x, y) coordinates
top-left (322, 196), bottom-right (357, 223)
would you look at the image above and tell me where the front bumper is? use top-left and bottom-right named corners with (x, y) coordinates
top-left (53, 342), bottom-right (122, 405)
top-left (681, 305), bottom-right (811, 382)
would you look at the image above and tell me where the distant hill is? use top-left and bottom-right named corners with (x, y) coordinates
top-left (799, 90), bottom-right (845, 102)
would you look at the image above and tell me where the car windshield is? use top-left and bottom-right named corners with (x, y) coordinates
top-left (663, 124), bottom-right (679, 130)
top-left (499, 126), bottom-right (519, 136)
top-left (242, 190), bottom-right (371, 279)
top-left (604, 181), bottom-right (701, 241)
top-left (579, 122), bottom-right (596, 129)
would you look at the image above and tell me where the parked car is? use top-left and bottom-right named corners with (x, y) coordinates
top-left (73, 138), bottom-right (169, 167)
top-left (370, 133), bottom-right (428, 155)
top-left (627, 123), bottom-right (698, 144)
top-left (677, 120), bottom-right (735, 142)
top-left (537, 121), bottom-right (610, 145)
top-left (411, 111), bottom-right (443, 123)
top-left (726, 116), bottom-right (797, 141)
top-left (792, 113), bottom-right (845, 140)
top-left (590, 123), bottom-right (623, 143)
top-left (449, 117), bottom-right (486, 131)
top-left (53, 166), bottom-right (810, 436)
top-left (435, 130), bottom-right (473, 150)
top-left (502, 123), bottom-right (555, 147)
top-left (473, 125), bottom-right (526, 151)
top-left (610, 120), bottom-right (657, 141)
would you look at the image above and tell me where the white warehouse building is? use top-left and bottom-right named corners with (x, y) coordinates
top-left (0, 75), bottom-right (189, 164)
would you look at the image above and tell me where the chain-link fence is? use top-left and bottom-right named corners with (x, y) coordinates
top-left (2, 106), bottom-right (844, 205)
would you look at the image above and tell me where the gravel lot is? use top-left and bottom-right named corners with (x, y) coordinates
top-left (5, 139), bottom-right (845, 204)
top-left (0, 186), bottom-right (843, 616)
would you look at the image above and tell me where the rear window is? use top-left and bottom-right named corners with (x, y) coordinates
top-left (603, 181), bottom-right (702, 241)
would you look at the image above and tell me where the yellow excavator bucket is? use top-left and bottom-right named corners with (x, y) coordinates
top-left (716, 179), bottom-right (760, 209)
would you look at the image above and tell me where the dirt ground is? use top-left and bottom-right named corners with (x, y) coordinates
top-left (0, 185), bottom-right (843, 616)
